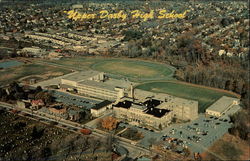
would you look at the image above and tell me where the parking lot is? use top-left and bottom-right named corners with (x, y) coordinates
top-left (116, 113), bottom-right (234, 154)
top-left (159, 114), bottom-right (232, 153)
top-left (53, 91), bottom-right (101, 109)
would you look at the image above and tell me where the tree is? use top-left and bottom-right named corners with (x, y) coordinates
top-left (183, 147), bottom-right (191, 157)
top-left (0, 88), bottom-right (7, 99)
top-left (90, 139), bottom-right (100, 154)
top-left (228, 110), bottom-right (250, 140)
top-left (9, 81), bottom-right (21, 93)
top-left (35, 86), bottom-right (43, 94)
top-left (172, 117), bottom-right (177, 123)
top-left (170, 143), bottom-right (177, 152)
top-left (104, 134), bottom-right (115, 152)
top-left (122, 30), bottom-right (143, 41)
top-left (35, 91), bottom-right (54, 105)
top-left (101, 116), bottom-right (119, 131)
top-left (123, 128), bottom-right (139, 140)
top-left (159, 124), bottom-right (163, 130)
top-left (41, 147), bottom-right (52, 160)
top-left (221, 18), bottom-right (230, 27)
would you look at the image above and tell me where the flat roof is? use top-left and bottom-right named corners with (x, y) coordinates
top-left (103, 78), bottom-right (131, 89)
top-left (78, 78), bottom-right (131, 91)
top-left (144, 108), bottom-right (171, 118)
top-left (114, 99), bottom-right (171, 118)
top-left (131, 103), bottom-right (145, 111)
top-left (60, 84), bottom-right (74, 89)
top-left (206, 96), bottom-right (239, 113)
top-left (61, 70), bottom-right (132, 91)
top-left (143, 99), bottom-right (161, 108)
top-left (62, 71), bottom-right (101, 82)
top-left (114, 100), bottom-right (133, 109)
top-left (134, 89), bottom-right (198, 108)
top-left (92, 100), bottom-right (112, 110)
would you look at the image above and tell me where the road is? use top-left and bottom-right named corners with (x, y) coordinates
top-left (0, 102), bottom-right (152, 159)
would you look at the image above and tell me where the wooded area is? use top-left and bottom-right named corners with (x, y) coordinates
top-left (117, 29), bottom-right (249, 109)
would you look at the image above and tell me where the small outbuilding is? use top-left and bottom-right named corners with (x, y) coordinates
top-left (206, 96), bottom-right (240, 117)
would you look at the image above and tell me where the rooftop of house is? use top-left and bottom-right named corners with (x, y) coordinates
top-left (31, 99), bottom-right (44, 105)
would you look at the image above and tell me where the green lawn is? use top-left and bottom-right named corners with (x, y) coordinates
top-left (136, 81), bottom-right (236, 113)
top-left (46, 57), bottom-right (174, 81)
top-left (0, 64), bottom-right (71, 85)
top-left (44, 57), bottom-right (103, 70)
top-left (91, 59), bottom-right (173, 80)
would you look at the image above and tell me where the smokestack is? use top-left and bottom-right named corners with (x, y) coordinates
top-left (130, 83), bottom-right (134, 100)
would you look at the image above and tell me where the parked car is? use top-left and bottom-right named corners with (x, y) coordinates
top-left (79, 128), bottom-right (92, 135)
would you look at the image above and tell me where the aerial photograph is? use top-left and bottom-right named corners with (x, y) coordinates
top-left (0, 0), bottom-right (249, 160)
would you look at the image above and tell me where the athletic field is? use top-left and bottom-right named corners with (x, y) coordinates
top-left (46, 57), bottom-right (174, 81)
top-left (136, 81), bottom-right (237, 113)
top-left (0, 63), bottom-right (71, 85)
top-left (91, 59), bottom-right (173, 81)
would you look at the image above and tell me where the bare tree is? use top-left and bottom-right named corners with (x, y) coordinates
top-left (183, 147), bottom-right (191, 157)
top-left (90, 139), bottom-right (100, 154)
top-left (103, 134), bottom-right (116, 152)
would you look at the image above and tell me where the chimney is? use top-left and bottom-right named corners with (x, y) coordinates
top-left (130, 83), bottom-right (134, 100)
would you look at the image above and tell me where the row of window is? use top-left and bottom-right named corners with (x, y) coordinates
top-left (78, 89), bottom-right (116, 100)
top-left (78, 87), bottom-right (117, 96)
top-left (115, 110), bottom-right (170, 125)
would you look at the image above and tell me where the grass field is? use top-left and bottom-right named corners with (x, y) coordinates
top-left (0, 63), bottom-right (71, 85)
top-left (136, 81), bottom-right (236, 113)
top-left (46, 57), bottom-right (174, 81)
top-left (91, 59), bottom-right (173, 80)
top-left (45, 57), bottom-right (98, 70)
